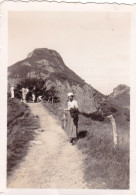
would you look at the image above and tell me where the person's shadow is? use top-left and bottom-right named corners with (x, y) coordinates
top-left (78, 130), bottom-right (87, 139)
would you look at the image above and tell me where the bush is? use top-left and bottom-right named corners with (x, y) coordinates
top-left (42, 86), bottom-right (60, 105)
top-left (110, 107), bottom-right (117, 113)
top-left (81, 111), bottom-right (104, 122)
top-left (91, 112), bottom-right (105, 121)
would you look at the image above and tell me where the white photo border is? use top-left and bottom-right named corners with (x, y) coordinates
top-left (0, 1), bottom-right (136, 195)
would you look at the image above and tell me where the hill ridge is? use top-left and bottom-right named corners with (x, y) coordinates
top-left (8, 48), bottom-right (105, 114)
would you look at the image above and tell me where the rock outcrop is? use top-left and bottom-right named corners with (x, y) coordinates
top-left (108, 84), bottom-right (130, 108)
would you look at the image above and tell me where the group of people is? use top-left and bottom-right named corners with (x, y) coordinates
top-left (10, 85), bottom-right (42, 103)
top-left (20, 87), bottom-right (30, 103)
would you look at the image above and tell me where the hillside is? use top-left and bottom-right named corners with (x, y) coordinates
top-left (8, 48), bottom-right (105, 115)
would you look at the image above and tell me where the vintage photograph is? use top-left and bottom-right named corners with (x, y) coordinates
top-left (7, 4), bottom-right (130, 189)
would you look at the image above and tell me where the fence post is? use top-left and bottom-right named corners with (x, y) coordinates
top-left (107, 115), bottom-right (117, 148)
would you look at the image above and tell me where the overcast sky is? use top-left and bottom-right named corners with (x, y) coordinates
top-left (8, 11), bottom-right (130, 95)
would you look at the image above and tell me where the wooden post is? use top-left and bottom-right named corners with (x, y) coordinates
top-left (107, 115), bottom-right (117, 148)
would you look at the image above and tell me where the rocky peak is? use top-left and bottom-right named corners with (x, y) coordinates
top-left (27, 48), bottom-right (62, 60)
top-left (108, 84), bottom-right (130, 109)
top-left (8, 48), bottom-right (107, 114)
top-left (110, 84), bottom-right (130, 98)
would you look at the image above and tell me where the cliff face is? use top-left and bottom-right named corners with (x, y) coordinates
top-left (8, 48), bottom-right (106, 114)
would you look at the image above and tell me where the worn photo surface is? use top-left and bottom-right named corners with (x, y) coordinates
top-left (7, 4), bottom-right (130, 190)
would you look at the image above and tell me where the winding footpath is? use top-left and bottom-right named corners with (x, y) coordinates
top-left (8, 102), bottom-right (87, 188)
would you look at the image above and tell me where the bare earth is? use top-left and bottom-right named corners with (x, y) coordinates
top-left (8, 102), bottom-right (88, 188)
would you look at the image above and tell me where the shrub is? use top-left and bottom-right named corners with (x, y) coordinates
top-left (110, 107), bottom-right (117, 113)
top-left (42, 86), bottom-right (60, 105)
top-left (81, 111), bottom-right (104, 122)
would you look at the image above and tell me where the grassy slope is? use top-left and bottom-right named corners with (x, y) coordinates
top-left (77, 115), bottom-right (129, 189)
top-left (7, 99), bottom-right (40, 175)
top-left (43, 101), bottom-right (129, 189)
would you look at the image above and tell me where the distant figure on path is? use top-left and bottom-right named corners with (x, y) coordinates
top-left (10, 86), bottom-right (14, 99)
top-left (32, 86), bottom-right (36, 103)
top-left (64, 92), bottom-right (79, 145)
top-left (25, 87), bottom-right (29, 102)
top-left (37, 95), bottom-right (42, 102)
top-left (20, 88), bottom-right (26, 103)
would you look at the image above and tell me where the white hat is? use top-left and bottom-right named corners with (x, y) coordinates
top-left (68, 92), bottom-right (74, 97)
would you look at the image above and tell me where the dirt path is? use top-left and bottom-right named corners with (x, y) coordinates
top-left (8, 102), bottom-right (87, 188)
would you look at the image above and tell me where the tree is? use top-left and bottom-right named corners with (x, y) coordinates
top-left (43, 86), bottom-right (60, 105)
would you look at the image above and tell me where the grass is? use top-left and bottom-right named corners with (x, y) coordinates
top-left (43, 101), bottom-right (129, 189)
top-left (77, 115), bottom-right (129, 189)
top-left (7, 98), bottom-right (40, 175)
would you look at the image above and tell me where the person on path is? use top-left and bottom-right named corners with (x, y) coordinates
top-left (20, 87), bottom-right (26, 103)
top-left (25, 87), bottom-right (29, 102)
top-left (37, 95), bottom-right (42, 102)
top-left (10, 85), bottom-right (14, 99)
top-left (64, 92), bottom-right (79, 145)
top-left (32, 86), bottom-right (36, 103)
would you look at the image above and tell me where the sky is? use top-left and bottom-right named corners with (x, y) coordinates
top-left (8, 11), bottom-right (131, 95)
